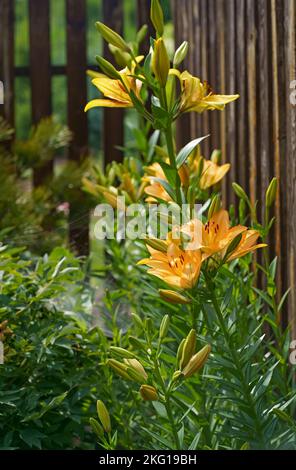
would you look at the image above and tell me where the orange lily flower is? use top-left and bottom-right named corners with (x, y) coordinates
top-left (170, 70), bottom-right (239, 114)
top-left (143, 163), bottom-right (172, 202)
top-left (197, 157), bottom-right (230, 190)
top-left (227, 229), bottom-right (267, 261)
top-left (138, 243), bottom-right (202, 289)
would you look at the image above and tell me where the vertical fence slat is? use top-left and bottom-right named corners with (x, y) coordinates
top-left (271, 0), bottom-right (282, 302)
top-left (172, 0), bottom-right (191, 150)
top-left (225, 0), bottom-right (237, 207)
top-left (236, 0), bottom-right (248, 193)
top-left (285, 0), bottom-right (296, 337)
top-left (136, 0), bottom-right (154, 56)
top-left (0, 0), bottom-right (14, 126)
top-left (103, 0), bottom-right (124, 165)
top-left (66, 0), bottom-right (89, 255)
top-left (200, 0), bottom-right (210, 157)
top-left (258, 0), bottom-right (272, 223)
top-left (246, 0), bottom-right (258, 206)
top-left (29, 0), bottom-right (52, 185)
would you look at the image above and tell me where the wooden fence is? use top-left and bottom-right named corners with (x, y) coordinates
top-left (0, 0), bottom-right (296, 334)
top-left (0, 0), bottom-right (152, 254)
top-left (173, 0), bottom-right (296, 336)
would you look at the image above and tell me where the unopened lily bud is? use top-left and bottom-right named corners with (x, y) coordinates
top-left (159, 289), bottom-right (191, 305)
top-left (143, 236), bottom-right (167, 253)
top-left (150, 0), bottom-right (164, 37)
top-left (210, 149), bottom-right (222, 164)
top-left (128, 336), bottom-right (146, 350)
top-left (152, 38), bottom-right (170, 87)
top-left (180, 329), bottom-right (196, 369)
top-left (107, 359), bottom-right (131, 380)
top-left (96, 400), bottom-right (111, 433)
top-left (265, 177), bottom-right (277, 208)
top-left (173, 41), bottom-right (189, 67)
top-left (197, 157), bottom-right (204, 178)
top-left (224, 233), bottom-right (243, 259)
top-left (208, 195), bottom-right (221, 219)
top-left (124, 358), bottom-right (148, 381)
top-left (140, 384), bottom-right (159, 401)
top-left (96, 21), bottom-right (131, 52)
top-left (109, 45), bottom-right (131, 68)
top-left (182, 344), bottom-right (211, 378)
top-left (159, 314), bottom-right (170, 340)
top-left (145, 317), bottom-right (153, 337)
top-left (89, 418), bottom-right (104, 438)
top-left (136, 24), bottom-right (148, 45)
top-left (109, 346), bottom-right (135, 359)
top-left (176, 338), bottom-right (185, 364)
top-left (95, 56), bottom-right (121, 80)
top-left (232, 182), bottom-right (248, 202)
top-left (131, 312), bottom-right (144, 329)
top-left (172, 370), bottom-right (183, 382)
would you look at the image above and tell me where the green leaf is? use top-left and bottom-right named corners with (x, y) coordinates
top-left (176, 135), bottom-right (209, 169)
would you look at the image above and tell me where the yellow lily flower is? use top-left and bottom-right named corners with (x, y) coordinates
top-left (170, 69), bottom-right (239, 114)
top-left (85, 62), bottom-right (143, 111)
top-left (138, 242), bottom-right (202, 289)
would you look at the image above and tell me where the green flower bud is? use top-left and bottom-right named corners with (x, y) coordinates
top-left (173, 41), bottom-right (189, 67)
top-left (96, 400), bottom-right (111, 433)
top-left (109, 346), bottom-right (135, 359)
top-left (152, 38), bottom-right (170, 87)
top-left (95, 56), bottom-right (121, 80)
top-left (232, 182), bottom-right (249, 201)
top-left (136, 24), bottom-right (148, 45)
top-left (208, 195), bottom-right (221, 219)
top-left (180, 329), bottom-right (196, 369)
top-left (89, 418), bottom-right (104, 438)
top-left (96, 21), bottom-right (131, 52)
top-left (182, 344), bottom-right (211, 378)
top-left (159, 314), bottom-right (170, 340)
top-left (107, 359), bottom-right (131, 380)
top-left (265, 177), bottom-right (277, 208)
top-left (210, 149), bottom-right (222, 164)
top-left (150, 0), bottom-right (164, 37)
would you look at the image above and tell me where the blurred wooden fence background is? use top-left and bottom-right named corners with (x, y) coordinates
top-left (173, 0), bottom-right (296, 336)
top-left (0, 0), bottom-right (296, 335)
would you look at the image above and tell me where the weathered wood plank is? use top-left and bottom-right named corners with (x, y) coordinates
top-left (66, 0), bottom-right (89, 254)
top-left (285, 0), bottom-right (296, 336)
top-left (225, 0), bottom-right (237, 206)
top-left (103, 0), bottom-right (124, 165)
top-left (0, 0), bottom-right (14, 126)
top-left (29, 0), bottom-right (52, 185)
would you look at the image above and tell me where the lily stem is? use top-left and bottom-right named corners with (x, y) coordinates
top-left (153, 357), bottom-right (181, 449)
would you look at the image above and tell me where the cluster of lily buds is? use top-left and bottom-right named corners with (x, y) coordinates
top-left (108, 347), bottom-right (159, 402)
top-left (175, 329), bottom-right (211, 379)
top-left (90, 400), bottom-right (111, 438)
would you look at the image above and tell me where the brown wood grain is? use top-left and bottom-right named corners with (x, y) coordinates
top-left (66, 0), bottom-right (89, 254)
top-left (172, 0), bottom-right (296, 329)
top-left (0, 0), bottom-right (14, 126)
top-left (285, 0), bottom-right (296, 337)
top-left (103, 0), bottom-right (124, 166)
top-left (29, 0), bottom-right (52, 186)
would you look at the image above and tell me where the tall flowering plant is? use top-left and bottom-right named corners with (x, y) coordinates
top-left (86, 0), bottom-right (295, 450)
